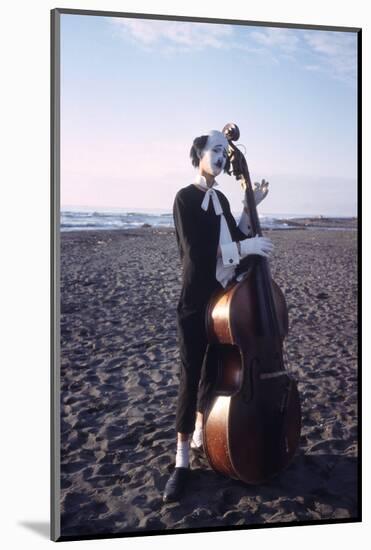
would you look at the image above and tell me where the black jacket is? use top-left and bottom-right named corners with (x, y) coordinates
top-left (173, 184), bottom-right (247, 311)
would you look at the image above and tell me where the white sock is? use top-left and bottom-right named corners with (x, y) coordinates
top-left (192, 425), bottom-right (203, 447)
top-left (175, 440), bottom-right (190, 468)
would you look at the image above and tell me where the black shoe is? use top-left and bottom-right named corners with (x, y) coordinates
top-left (163, 467), bottom-right (190, 502)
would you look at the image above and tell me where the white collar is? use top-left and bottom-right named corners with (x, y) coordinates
top-left (193, 173), bottom-right (219, 191)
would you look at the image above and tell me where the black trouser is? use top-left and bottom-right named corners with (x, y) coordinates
top-left (175, 302), bottom-right (218, 434)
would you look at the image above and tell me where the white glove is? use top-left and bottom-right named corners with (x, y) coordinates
top-left (242, 179), bottom-right (269, 208)
top-left (239, 235), bottom-right (274, 258)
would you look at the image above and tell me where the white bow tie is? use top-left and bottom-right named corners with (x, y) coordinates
top-left (194, 174), bottom-right (223, 216)
top-left (201, 187), bottom-right (223, 215)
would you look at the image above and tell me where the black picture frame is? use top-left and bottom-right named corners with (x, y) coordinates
top-left (51, 7), bottom-right (361, 542)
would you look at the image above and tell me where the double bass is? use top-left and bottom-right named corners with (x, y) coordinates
top-left (203, 123), bottom-right (301, 484)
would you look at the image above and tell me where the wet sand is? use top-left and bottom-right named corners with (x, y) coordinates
top-left (59, 223), bottom-right (358, 537)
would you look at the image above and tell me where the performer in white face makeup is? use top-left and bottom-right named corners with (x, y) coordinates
top-left (198, 130), bottom-right (228, 180)
top-left (163, 129), bottom-right (273, 503)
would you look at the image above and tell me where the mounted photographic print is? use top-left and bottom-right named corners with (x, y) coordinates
top-left (51, 7), bottom-right (361, 542)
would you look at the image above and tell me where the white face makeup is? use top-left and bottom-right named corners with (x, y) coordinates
top-left (199, 131), bottom-right (229, 177)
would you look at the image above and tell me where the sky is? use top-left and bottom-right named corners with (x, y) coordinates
top-left (60, 14), bottom-right (358, 216)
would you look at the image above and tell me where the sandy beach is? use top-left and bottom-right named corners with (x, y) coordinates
top-left (59, 222), bottom-right (358, 538)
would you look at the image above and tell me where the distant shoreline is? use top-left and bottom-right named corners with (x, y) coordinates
top-left (60, 213), bottom-right (358, 233)
top-left (277, 216), bottom-right (357, 230)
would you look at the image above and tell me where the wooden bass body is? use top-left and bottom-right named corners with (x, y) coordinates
top-left (203, 261), bottom-right (301, 484)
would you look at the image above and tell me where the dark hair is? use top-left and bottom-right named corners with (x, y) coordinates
top-left (189, 135), bottom-right (231, 173)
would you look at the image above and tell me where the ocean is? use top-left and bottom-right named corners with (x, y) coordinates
top-left (60, 207), bottom-right (354, 232)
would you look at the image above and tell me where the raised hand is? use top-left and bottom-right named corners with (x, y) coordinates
top-left (253, 179), bottom-right (269, 206)
top-left (242, 179), bottom-right (269, 209)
